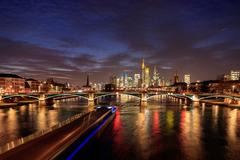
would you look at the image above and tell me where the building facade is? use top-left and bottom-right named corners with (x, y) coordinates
top-left (0, 74), bottom-right (25, 94)
top-left (184, 74), bottom-right (191, 85)
top-left (230, 70), bottom-right (240, 80)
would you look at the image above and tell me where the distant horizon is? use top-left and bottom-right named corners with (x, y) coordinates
top-left (1, 69), bottom-right (239, 86)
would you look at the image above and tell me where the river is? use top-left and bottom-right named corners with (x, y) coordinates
top-left (73, 95), bottom-right (240, 160)
top-left (1, 95), bottom-right (240, 160)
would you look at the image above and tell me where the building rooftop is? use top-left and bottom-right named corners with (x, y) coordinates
top-left (0, 73), bottom-right (23, 79)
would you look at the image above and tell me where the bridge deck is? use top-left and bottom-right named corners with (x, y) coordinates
top-left (0, 109), bottom-right (111, 160)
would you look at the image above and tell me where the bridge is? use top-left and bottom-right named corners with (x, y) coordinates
top-left (0, 91), bottom-right (240, 107)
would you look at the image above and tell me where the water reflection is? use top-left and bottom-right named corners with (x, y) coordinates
top-left (0, 98), bottom-right (88, 146)
top-left (79, 95), bottom-right (240, 160)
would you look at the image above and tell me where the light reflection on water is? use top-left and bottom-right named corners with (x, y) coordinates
top-left (78, 94), bottom-right (240, 160)
top-left (0, 98), bottom-right (89, 146)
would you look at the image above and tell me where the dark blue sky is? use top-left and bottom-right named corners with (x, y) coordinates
top-left (0, 0), bottom-right (239, 84)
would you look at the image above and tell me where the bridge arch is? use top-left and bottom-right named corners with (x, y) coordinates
top-left (146, 94), bottom-right (167, 100)
top-left (45, 93), bottom-right (89, 100)
top-left (2, 94), bottom-right (39, 100)
top-left (120, 93), bottom-right (141, 100)
top-left (169, 94), bottom-right (195, 101)
top-left (94, 93), bottom-right (117, 100)
top-left (199, 95), bottom-right (240, 101)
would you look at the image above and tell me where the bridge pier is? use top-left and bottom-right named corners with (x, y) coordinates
top-left (88, 92), bottom-right (94, 101)
top-left (184, 98), bottom-right (188, 105)
top-left (38, 94), bottom-right (47, 106)
top-left (140, 92), bottom-right (147, 103)
top-left (192, 95), bottom-right (199, 102)
top-left (87, 92), bottom-right (95, 109)
top-left (179, 99), bottom-right (182, 105)
top-left (39, 94), bottom-right (46, 101)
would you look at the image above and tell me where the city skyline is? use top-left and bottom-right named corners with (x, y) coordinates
top-left (0, 0), bottom-right (240, 84)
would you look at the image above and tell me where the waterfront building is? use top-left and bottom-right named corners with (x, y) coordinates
top-left (45, 78), bottom-right (67, 93)
top-left (230, 70), bottom-right (240, 80)
top-left (0, 74), bottom-right (25, 94)
top-left (26, 78), bottom-right (40, 92)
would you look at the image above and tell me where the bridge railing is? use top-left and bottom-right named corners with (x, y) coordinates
top-left (0, 110), bottom-right (92, 155)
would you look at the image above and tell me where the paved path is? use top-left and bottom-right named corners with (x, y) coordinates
top-left (0, 109), bottom-right (110, 160)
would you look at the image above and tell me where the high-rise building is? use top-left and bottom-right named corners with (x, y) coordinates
top-left (124, 73), bottom-right (128, 87)
top-left (127, 76), bottom-right (133, 87)
top-left (116, 78), bottom-right (120, 87)
top-left (141, 58), bottom-right (145, 87)
top-left (184, 74), bottom-right (191, 85)
top-left (120, 74), bottom-right (124, 87)
top-left (230, 70), bottom-right (240, 80)
top-left (145, 67), bottom-right (150, 87)
top-left (152, 65), bottom-right (160, 87)
top-left (134, 74), bottom-right (141, 87)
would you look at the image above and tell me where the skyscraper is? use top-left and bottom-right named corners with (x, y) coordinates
top-left (145, 67), bottom-right (150, 87)
top-left (124, 73), bottom-right (128, 87)
top-left (152, 65), bottom-right (160, 87)
top-left (134, 74), bottom-right (140, 87)
top-left (141, 58), bottom-right (145, 87)
top-left (184, 74), bottom-right (191, 85)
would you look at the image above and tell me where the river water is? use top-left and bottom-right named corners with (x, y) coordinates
top-left (1, 95), bottom-right (240, 160)
top-left (75, 95), bottom-right (240, 160)
top-left (0, 98), bottom-right (89, 146)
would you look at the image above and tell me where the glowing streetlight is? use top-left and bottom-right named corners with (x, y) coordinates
top-left (232, 85), bottom-right (235, 93)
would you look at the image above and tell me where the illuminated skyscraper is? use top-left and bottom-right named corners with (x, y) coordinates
top-left (184, 74), bottom-right (191, 85)
top-left (152, 65), bottom-right (160, 87)
top-left (120, 74), bottom-right (124, 87)
top-left (134, 74), bottom-right (140, 87)
top-left (124, 73), bottom-right (128, 87)
top-left (127, 76), bottom-right (133, 87)
top-left (141, 58), bottom-right (145, 87)
top-left (145, 67), bottom-right (150, 87)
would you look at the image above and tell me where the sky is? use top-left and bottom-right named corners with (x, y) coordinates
top-left (0, 0), bottom-right (240, 85)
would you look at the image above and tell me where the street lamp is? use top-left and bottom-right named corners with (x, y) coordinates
top-left (232, 85), bottom-right (235, 93)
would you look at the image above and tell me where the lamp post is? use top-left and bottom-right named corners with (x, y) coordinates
top-left (232, 85), bottom-right (235, 93)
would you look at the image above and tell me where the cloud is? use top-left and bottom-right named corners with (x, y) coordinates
top-left (0, 0), bottom-right (240, 83)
